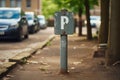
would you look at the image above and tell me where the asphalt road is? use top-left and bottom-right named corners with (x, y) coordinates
top-left (0, 27), bottom-right (54, 50)
top-left (0, 27), bottom-right (54, 61)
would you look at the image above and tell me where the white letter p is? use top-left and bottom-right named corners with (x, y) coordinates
top-left (61, 16), bottom-right (69, 30)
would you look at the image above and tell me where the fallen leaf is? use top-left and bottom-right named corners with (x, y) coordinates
top-left (70, 67), bottom-right (75, 70)
top-left (6, 75), bottom-right (14, 78)
top-left (27, 60), bottom-right (39, 64)
top-left (39, 61), bottom-right (48, 65)
top-left (38, 65), bottom-right (50, 71)
top-left (73, 47), bottom-right (77, 50)
top-left (39, 67), bottom-right (47, 71)
top-left (73, 62), bottom-right (82, 65)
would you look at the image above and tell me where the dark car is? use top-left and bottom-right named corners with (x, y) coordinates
top-left (25, 12), bottom-right (40, 33)
top-left (0, 8), bottom-right (29, 41)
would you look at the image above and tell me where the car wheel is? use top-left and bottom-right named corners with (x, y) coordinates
top-left (31, 29), bottom-right (35, 34)
top-left (17, 30), bottom-right (23, 41)
top-left (24, 33), bottom-right (29, 39)
top-left (30, 27), bottom-right (36, 34)
top-left (34, 25), bottom-right (38, 33)
top-left (17, 34), bottom-right (23, 41)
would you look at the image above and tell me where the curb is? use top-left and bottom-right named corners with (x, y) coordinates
top-left (0, 35), bottom-right (55, 78)
top-left (0, 62), bottom-right (16, 78)
top-left (9, 35), bottom-right (55, 62)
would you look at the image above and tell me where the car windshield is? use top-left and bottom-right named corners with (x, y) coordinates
top-left (25, 14), bottom-right (33, 20)
top-left (38, 18), bottom-right (44, 20)
top-left (90, 16), bottom-right (100, 20)
top-left (0, 10), bottom-right (20, 19)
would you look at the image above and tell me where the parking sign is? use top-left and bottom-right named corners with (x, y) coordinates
top-left (54, 10), bottom-right (74, 35)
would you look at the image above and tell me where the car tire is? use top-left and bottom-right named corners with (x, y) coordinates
top-left (17, 34), bottom-right (23, 41)
top-left (24, 33), bottom-right (29, 39)
top-left (17, 29), bottom-right (23, 41)
top-left (30, 27), bottom-right (36, 34)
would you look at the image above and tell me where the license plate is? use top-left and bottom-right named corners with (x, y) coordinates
top-left (0, 31), bottom-right (4, 35)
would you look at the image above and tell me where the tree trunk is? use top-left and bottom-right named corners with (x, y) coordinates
top-left (98, 0), bottom-right (109, 44)
top-left (78, 8), bottom-right (83, 36)
top-left (106, 0), bottom-right (120, 66)
top-left (84, 0), bottom-right (92, 40)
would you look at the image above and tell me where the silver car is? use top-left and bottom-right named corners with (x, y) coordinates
top-left (37, 15), bottom-right (47, 29)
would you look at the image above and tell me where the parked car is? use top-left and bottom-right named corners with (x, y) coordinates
top-left (84, 16), bottom-right (101, 28)
top-left (37, 15), bottom-right (47, 29)
top-left (25, 12), bottom-right (40, 33)
top-left (0, 8), bottom-right (29, 41)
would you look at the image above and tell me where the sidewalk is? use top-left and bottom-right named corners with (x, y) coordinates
top-left (0, 35), bottom-right (55, 78)
top-left (2, 34), bottom-right (120, 80)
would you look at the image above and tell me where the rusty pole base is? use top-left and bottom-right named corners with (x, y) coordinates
top-left (59, 69), bottom-right (69, 75)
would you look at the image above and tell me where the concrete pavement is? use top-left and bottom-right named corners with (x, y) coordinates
top-left (0, 34), bottom-right (55, 78)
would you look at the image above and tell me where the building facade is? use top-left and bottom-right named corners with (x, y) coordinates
top-left (0, 0), bottom-right (41, 15)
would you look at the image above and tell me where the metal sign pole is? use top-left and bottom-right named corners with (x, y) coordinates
top-left (54, 9), bottom-right (74, 74)
top-left (60, 34), bottom-right (68, 74)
